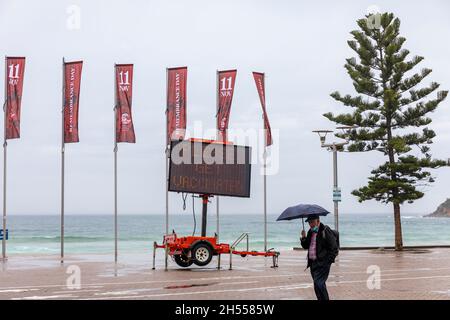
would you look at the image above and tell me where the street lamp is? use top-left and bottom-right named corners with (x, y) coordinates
top-left (312, 126), bottom-right (355, 232)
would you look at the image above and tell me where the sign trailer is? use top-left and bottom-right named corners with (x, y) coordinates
top-left (153, 139), bottom-right (279, 269)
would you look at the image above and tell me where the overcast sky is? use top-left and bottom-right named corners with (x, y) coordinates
top-left (0, 0), bottom-right (449, 216)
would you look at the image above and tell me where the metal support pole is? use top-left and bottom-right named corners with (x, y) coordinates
top-left (61, 57), bottom-right (65, 264)
top-left (2, 57), bottom-right (8, 261)
top-left (216, 197), bottom-right (220, 270)
top-left (114, 64), bottom-right (118, 264)
top-left (61, 139), bottom-right (65, 264)
top-left (333, 146), bottom-right (339, 232)
top-left (261, 73), bottom-right (268, 254)
top-left (114, 143), bottom-right (118, 263)
top-left (229, 247), bottom-right (233, 270)
top-left (217, 253), bottom-right (221, 270)
top-left (313, 129), bottom-right (349, 234)
top-left (152, 242), bottom-right (156, 270)
top-left (263, 145), bottom-right (267, 252)
top-left (216, 70), bottom-right (220, 269)
top-left (1, 135), bottom-right (6, 261)
top-left (165, 147), bottom-right (169, 271)
top-left (164, 68), bottom-right (169, 271)
top-left (246, 233), bottom-right (249, 252)
top-left (216, 197), bottom-right (219, 242)
top-left (201, 195), bottom-right (208, 237)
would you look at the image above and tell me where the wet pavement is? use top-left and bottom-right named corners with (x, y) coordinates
top-left (1, 248), bottom-right (450, 300)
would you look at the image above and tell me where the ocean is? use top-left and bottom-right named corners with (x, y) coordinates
top-left (3, 213), bottom-right (450, 255)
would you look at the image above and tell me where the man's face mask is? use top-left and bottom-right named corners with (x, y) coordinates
top-left (311, 225), bottom-right (319, 233)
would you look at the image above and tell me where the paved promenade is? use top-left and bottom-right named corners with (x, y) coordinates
top-left (1, 248), bottom-right (450, 300)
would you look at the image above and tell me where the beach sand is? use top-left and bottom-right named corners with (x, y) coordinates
top-left (1, 248), bottom-right (450, 300)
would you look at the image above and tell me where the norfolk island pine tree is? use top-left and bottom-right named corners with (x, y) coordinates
top-left (324, 13), bottom-right (448, 250)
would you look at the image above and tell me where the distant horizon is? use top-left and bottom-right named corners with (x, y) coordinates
top-left (6, 211), bottom-right (431, 216)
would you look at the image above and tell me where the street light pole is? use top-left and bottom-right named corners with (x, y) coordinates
top-left (313, 126), bottom-right (355, 232)
top-left (332, 145), bottom-right (339, 232)
top-left (323, 142), bottom-right (344, 232)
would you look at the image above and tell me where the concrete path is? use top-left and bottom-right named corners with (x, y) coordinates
top-left (1, 248), bottom-right (450, 300)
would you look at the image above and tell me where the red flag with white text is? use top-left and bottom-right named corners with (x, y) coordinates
top-left (5, 57), bottom-right (26, 140)
top-left (115, 64), bottom-right (135, 143)
top-left (216, 70), bottom-right (237, 142)
top-left (253, 72), bottom-right (273, 146)
top-left (63, 61), bottom-right (83, 143)
top-left (166, 67), bottom-right (187, 145)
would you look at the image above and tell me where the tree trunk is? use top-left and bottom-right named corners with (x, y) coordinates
top-left (378, 40), bottom-right (405, 251)
top-left (393, 203), bottom-right (403, 251)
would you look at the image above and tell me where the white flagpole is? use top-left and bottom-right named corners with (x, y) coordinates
top-left (114, 64), bottom-right (118, 263)
top-left (263, 73), bottom-right (267, 253)
top-left (263, 128), bottom-right (267, 252)
top-left (2, 56), bottom-right (7, 261)
top-left (165, 68), bottom-right (169, 271)
top-left (216, 70), bottom-right (220, 242)
top-left (216, 70), bottom-right (221, 270)
top-left (61, 57), bottom-right (66, 263)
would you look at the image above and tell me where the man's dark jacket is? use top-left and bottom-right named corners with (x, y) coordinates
top-left (300, 222), bottom-right (338, 269)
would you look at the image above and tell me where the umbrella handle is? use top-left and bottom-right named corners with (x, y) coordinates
top-left (302, 218), bottom-right (305, 232)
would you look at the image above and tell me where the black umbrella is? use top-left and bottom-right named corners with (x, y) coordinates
top-left (277, 204), bottom-right (330, 231)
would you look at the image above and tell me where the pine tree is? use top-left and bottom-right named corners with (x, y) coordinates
top-left (324, 13), bottom-right (448, 250)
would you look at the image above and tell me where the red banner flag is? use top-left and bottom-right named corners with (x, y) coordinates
top-left (115, 64), bottom-right (135, 143)
top-left (216, 70), bottom-right (237, 142)
top-left (252, 72), bottom-right (273, 146)
top-left (5, 57), bottom-right (26, 140)
top-left (63, 61), bottom-right (83, 143)
top-left (166, 67), bottom-right (187, 145)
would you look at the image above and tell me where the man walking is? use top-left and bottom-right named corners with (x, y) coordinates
top-left (300, 215), bottom-right (338, 300)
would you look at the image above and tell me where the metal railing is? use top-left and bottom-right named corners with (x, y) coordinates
top-left (229, 232), bottom-right (250, 270)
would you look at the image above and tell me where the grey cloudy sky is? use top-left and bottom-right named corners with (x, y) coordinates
top-left (0, 0), bottom-right (449, 216)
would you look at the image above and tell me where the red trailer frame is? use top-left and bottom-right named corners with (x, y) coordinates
top-left (152, 231), bottom-right (279, 270)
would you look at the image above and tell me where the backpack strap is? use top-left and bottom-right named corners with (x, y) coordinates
top-left (322, 225), bottom-right (329, 240)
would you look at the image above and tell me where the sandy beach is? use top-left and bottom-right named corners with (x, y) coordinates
top-left (1, 248), bottom-right (450, 300)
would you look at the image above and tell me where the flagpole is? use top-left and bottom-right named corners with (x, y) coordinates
top-left (263, 121), bottom-right (267, 253)
top-left (2, 56), bottom-right (7, 261)
top-left (114, 64), bottom-right (118, 264)
top-left (215, 70), bottom-right (221, 270)
top-left (263, 73), bottom-right (267, 253)
top-left (216, 70), bottom-right (220, 241)
top-left (61, 57), bottom-right (66, 263)
top-left (165, 68), bottom-right (169, 271)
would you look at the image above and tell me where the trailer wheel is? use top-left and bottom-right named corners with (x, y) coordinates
top-left (174, 254), bottom-right (193, 268)
top-left (192, 243), bottom-right (213, 266)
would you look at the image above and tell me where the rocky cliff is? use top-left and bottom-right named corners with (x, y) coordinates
top-left (426, 199), bottom-right (450, 217)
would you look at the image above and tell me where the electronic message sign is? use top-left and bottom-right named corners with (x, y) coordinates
top-left (168, 140), bottom-right (251, 197)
